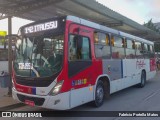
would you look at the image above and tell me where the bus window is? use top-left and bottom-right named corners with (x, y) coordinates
top-left (143, 44), bottom-right (148, 51)
top-left (94, 32), bottom-right (111, 59)
top-left (111, 35), bottom-right (125, 59)
top-left (148, 45), bottom-right (155, 58)
top-left (111, 36), bottom-right (114, 46)
top-left (94, 32), bottom-right (99, 44)
top-left (143, 43), bottom-right (150, 58)
top-left (81, 37), bottom-right (90, 60)
top-left (135, 41), bottom-right (143, 58)
top-left (150, 45), bottom-right (153, 52)
top-left (147, 44), bottom-right (150, 51)
top-left (125, 39), bottom-right (136, 59)
top-left (69, 35), bottom-right (77, 60)
top-left (69, 35), bottom-right (91, 60)
top-left (106, 35), bottom-right (109, 46)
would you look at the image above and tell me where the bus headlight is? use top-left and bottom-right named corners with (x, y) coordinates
top-left (49, 80), bottom-right (64, 96)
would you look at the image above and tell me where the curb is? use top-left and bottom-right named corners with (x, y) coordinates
top-left (0, 103), bottom-right (25, 111)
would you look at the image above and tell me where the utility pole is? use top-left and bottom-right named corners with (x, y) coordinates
top-left (8, 16), bottom-right (12, 96)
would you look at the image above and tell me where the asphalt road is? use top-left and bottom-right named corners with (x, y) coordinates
top-left (2, 71), bottom-right (160, 120)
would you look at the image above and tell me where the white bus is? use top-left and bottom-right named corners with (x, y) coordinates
top-left (12, 16), bottom-right (156, 110)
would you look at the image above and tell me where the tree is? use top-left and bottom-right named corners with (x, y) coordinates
top-left (154, 43), bottom-right (160, 52)
top-left (144, 19), bottom-right (160, 52)
top-left (144, 19), bottom-right (160, 33)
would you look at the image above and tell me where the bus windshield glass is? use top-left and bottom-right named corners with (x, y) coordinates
top-left (14, 34), bottom-right (64, 77)
top-left (13, 17), bottom-right (66, 77)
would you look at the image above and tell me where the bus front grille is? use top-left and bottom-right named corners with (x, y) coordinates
top-left (17, 94), bottom-right (45, 106)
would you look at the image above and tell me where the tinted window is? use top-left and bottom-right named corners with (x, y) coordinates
top-left (126, 39), bottom-right (135, 59)
top-left (69, 35), bottom-right (91, 60)
top-left (111, 35), bottom-right (125, 59)
top-left (135, 41), bottom-right (143, 58)
top-left (143, 43), bottom-right (151, 58)
top-left (143, 44), bottom-right (148, 51)
top-left (94, 32), bottom-right (111, 59)
top-left (148, 45), bottom-right (155, 58)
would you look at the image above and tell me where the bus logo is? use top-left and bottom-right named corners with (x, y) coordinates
top-left (136, 60), bottom-right (146, 69)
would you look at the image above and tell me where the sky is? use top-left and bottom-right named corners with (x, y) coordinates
top-left (96, 0), bottom-right (160, 24)
top-left (0, 0), bottom-right (160, 34)
top-left (0, 17), bottom-right (32, 34)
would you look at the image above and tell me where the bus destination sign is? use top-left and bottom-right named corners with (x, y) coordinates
top-left (24, 21), bottom-right (58, 34)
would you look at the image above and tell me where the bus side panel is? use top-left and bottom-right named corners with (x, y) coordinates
top-left (108, 58), bottom-right (153, 94)
top-left (123, 59), bottom-right (141, 89)
top-left (147, 58), bottom-right (156, 80)
top-left (102, 59), bottom-right (123, 93)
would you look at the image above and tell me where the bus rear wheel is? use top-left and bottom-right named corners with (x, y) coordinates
top-left (138, 71), bottom-right (146, 88)
top-left (93, 80), bottom-right (104, 107)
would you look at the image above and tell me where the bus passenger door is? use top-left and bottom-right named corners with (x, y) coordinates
top-left (68, 25), bottom-right (94, 108)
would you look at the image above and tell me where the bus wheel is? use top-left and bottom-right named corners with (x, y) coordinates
top-left (139, 71), bottom-right (146, 88)
top-left (94, 80), bottom-right (104, 107)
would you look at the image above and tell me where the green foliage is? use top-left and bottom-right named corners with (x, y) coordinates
top-left (144, 19), bottom-right (160, 52)
top-left (144, 19), bottom-right (160, 33)
top-left (154, 43), bottom-right (160, 52)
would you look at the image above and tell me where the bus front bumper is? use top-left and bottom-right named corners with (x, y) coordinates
top-left (12, 88), bottom-right (70, 110)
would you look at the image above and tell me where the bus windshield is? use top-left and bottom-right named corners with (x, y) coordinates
top-left (14, 34), bottom-right (64, 77)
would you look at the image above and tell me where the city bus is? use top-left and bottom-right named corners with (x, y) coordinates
top-left (12, 16), bottom-right (156, 110)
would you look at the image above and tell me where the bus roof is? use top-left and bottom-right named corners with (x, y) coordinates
top-left (19, 15), bottom-right (153, 45)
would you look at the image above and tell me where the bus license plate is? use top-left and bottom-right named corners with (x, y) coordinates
top-left (25, 100), bottom-right (35, 106)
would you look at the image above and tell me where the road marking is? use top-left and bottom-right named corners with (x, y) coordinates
top-left (143, 88), bottom-right (160, 102)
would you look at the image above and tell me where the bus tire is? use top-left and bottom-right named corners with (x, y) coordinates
top-left (93, 80), bottom-right (104, 107)
top-left (139, 71), bottom-right (146, 88)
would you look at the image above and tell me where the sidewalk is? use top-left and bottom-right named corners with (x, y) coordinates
top-left (155, 70), bottom-right (160, 79)
top-left (0, 69), bottom-right (24, 110)
top-left (0, 87), bottom-right (20, 110)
